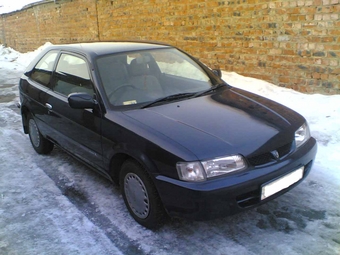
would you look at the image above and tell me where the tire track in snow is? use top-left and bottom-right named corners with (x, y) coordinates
top-left (39, 159), bottom-right (146, 255)
top-left (0, 106), bottom-right (143, 255)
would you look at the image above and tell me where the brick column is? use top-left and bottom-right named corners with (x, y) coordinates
top-left (0, 16), bottom-right (6, 46)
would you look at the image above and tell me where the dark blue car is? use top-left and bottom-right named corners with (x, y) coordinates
top-left (19, 42), bottom-right (317, 229)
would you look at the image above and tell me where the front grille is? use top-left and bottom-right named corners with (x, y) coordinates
top-left (247, 141), bottom-right (293, 166)
top-left (277, 142), bottom-right (292, 156)
top-left (248, 152), bottom-right (273, 166)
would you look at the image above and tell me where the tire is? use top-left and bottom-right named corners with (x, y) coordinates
top-left (120, 160), bottom-right (167, 229)
top-left (27, 114), bottom-right (54, 154)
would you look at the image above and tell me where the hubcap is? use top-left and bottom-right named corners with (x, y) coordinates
top-left (29, 118), bottom-right (40, 148)
top-left (124, 173), bottom-right (150, 219)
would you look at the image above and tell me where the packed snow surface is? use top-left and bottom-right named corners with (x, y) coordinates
top-left (0, 44), bottom-right (339, 254)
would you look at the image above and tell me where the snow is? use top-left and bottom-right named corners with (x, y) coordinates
top-left (0, 44), bottom-right (339, 254)
top-left (0, 0), bottom-right (42, 14)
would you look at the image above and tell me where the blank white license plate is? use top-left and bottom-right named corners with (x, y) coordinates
top-left (261, 166), bottom-right (304, 200)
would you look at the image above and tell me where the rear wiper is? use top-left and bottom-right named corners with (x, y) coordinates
top-left (191, 83), bottom-right (225, 98)
top-left (141, 92), bottom-right (195, 108)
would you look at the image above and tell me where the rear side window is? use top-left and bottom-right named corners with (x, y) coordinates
top-left (53, 54), bottom-right (93, 96)
top-left (30, 51), bottom-right (58, 86)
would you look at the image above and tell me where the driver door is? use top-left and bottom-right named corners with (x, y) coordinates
top-left (46, 52), bottom-right (104, 170)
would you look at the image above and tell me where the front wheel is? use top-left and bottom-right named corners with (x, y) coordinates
top-left (120, 160), bottom-right (167, 229)
top-left (27, 114), bottom-right (54, 154)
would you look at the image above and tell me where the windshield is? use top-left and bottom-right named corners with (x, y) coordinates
top-left (96, 48), bottom-right (216, 108)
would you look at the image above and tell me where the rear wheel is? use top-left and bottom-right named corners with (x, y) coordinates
top-left (120, 160), bottom-right (167, 229)
top-left (28, 114), bottom-right (54, 154)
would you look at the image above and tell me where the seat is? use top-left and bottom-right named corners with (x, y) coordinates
top-left (97, 58), bottom-right (130, 97)
top-left (129, 58), bottom-right (163, 98)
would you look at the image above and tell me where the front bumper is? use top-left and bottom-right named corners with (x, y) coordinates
top-left (154, 137), bottom-right (317, 220)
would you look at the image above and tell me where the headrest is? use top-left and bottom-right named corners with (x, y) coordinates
top-left (135, 56), bottom-right (151, 64)
top-left (130, 58), bottom-right (149, 76)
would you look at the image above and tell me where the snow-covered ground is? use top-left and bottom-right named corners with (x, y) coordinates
top-left (0, 44), bottom-right (339, 255)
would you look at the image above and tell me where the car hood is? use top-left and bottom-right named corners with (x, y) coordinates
top-left (123, 87), bottom-right (305, 160)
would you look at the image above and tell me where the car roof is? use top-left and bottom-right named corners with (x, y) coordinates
top-left (46, 41), bottom-right (172, 57)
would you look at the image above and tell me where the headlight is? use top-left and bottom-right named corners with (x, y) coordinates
top-left (176, 162), bottom-right (206, 182)
top-left (202, 155), bottom-right (247, 177)
top-left (295, 122), bottom-right (310, 148)
top-left (177, 155), bottom-right (247, 182)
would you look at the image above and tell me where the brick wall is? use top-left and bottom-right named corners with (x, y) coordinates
top-left (1, 0), bottom-right (339, 94)
top-left (0, 1), bottom-right (98, 49)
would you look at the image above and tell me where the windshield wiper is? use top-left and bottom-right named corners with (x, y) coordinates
top-left (141, 84), bottom-right (225, 109)
top-left (141, 92), bottom-right (195, 108)
top-left (191, 83), bottom-right (225, 98)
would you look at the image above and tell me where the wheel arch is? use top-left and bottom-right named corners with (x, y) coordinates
top-left (108, 151), bottom-right (158, 186)
top-left (109, 153), bottom-right (130, 185)
top-left (21, 105), bottom-right (31, 134)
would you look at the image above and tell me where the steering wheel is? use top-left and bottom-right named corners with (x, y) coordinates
top-left (108, 84), bottom-right (136, 103)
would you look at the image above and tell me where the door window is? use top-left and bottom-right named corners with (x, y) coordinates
top-left (53, 54), bottom-right (94, 96)
top-left (30, 51), bottom-right (58, 86)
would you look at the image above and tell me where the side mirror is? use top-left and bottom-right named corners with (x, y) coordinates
top-left (68, 92), bottom-right (96, 109)
top-left (212, 69), bottom-right (222, 78)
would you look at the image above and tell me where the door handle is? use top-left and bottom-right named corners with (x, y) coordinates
top-left (45, 103), bottom-right (52, 110)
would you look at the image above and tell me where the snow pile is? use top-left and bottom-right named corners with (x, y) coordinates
top-left (0, 42), bottom-right (52, 70)
top-left (0, 43), bottom-right (53, 107)
top-left (0, 45), bottom-right (21, 61)
top-left (0, 45), bottom-right (23, 72)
